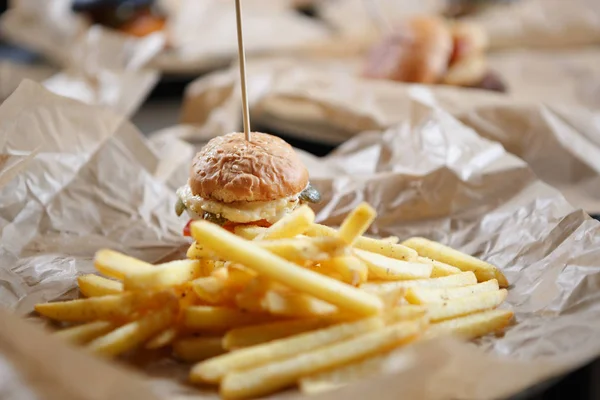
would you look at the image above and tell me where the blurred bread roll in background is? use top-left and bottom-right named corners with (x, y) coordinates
top-left (361, 15), bottom-right (503, 92)
top-left (362, 16), bottom-right (453, 84)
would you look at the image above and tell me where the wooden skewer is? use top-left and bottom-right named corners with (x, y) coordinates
top-left (235, 0), bottom-right (251, 142)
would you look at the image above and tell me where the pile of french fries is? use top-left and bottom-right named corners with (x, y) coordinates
top-left (35, 202), bottom-right (512, 399)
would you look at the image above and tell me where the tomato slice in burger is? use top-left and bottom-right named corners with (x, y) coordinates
top-left (183, 220), bottom-right (193, 237)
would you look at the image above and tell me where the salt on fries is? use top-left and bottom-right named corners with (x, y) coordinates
top-left (35, 202), bottom-right (512, 399)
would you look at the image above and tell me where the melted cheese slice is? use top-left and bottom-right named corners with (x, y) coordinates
top-left (176, 185), bottom-right (300, 224)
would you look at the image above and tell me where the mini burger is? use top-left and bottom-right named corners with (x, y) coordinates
top-left (175, 132), bottom-right (321, 236)
top-left (362, 16), bottom-right (506, 92)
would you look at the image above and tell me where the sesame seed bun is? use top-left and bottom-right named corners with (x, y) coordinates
top-left (189, 132), bottom-right (309, 203)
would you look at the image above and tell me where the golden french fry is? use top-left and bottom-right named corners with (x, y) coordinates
top-left (192, 276), bottom-right (237, 305)
top-left (173, 336), bottom-right (226, 362)
top-left (337, 203), bottom-right (377, 245)
top-left (190, 317), bottom-right (384, 384)
top-left (177, 284), bottom-right (201, 311)
top-left (427, 309), bottom-right (514, 340)
top-left (319, 256), bottom-right (368, 286)
top-left (386, 305), bottom-right (428, 324)
top-left (381, 236), bottom-right (399, 244)
top-left (187, 242), bottom-right (216, 260)
top-left (183, 306), bottom-right (277, 332)
top-left (360, 271), bottom-right (478, 296)
top-left (262, 289), bottom-right (338, 318)
top-left (402, 237), bottom-right (508, 287)
top-left (405, 279), bottom-right (500, 305)
top-left (234, 276), bottom-right (275, 313)
top-left (54, 321), bottom-right (117, 345)
top-left (123, 260), bottom-right (203, 291)
top-left (190, 221), bottom-right (383, 317)
top-left (77, 274), bottom-right (123, 297)
top-left (255, 237), bottom-right (347, 263)
top-left (36, 293), bottom-right (138, 322)
top-left (416, 257), bottom-right (461, 277)
top-left (227, 264), bottom-right (256, 283)
top-left (220, 319), bottom-right (424, 399)
top-left (223, 319), bottom-right (333, 350)
top-left (306, 225), bottom-right (418, 261)
top-left (87, 307), bottom-right (175, 357)
top-left (234, 225), bottom-right (268, 240)
top-left (299, 353), bottom-right (389, 394)
top-left (256, 205), bottom-right (315, 240)
top-left (427, 289), bottom-right (508, 322)
top-left (35, 290), bottom-right (177, 322)
top-left (94, 249), bottom-right (153, 280)
top-left (146, 327), bottom-right (178, 349)
top-left (355, 249), bottom-right (432, 281)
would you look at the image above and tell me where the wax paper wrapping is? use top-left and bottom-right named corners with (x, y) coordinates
top-left (1, 0), bottom-right (163, 116)
top-left (3, 79), bottom-right (600, 399)
top-left (0, 60), bottom-right (56, 102)
top-left (465, 0), bottom-right (600, 49)
top-left (1, 0), bottom-right (331, 75)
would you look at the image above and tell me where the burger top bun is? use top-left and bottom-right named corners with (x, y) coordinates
top-left (189, 132), bottom-right (309, 203)
top-left (363, 15), bottom-right (453, 84)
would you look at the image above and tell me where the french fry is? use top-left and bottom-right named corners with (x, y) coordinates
top-left (426, 309), bottom-right (514, 340)
top-left (183, 306), bottom-right (277, 332)
top-left (35, 290), bottom-right (177, 323)
top-left (190, 317), bottom-right (384, 384)
top-left (299, 353), bottom-right (389, 394)
top-left (187, 242), bottom-right (216, 260)
top-left (77, 274), bottom-right (123, 297)
top-left (146, 327), bottom-right (178, 349)
top-left (54, 321), bottom-right (117, 345)
top-left (35, 293), bottom-right (139, 322)
top-left (416, 257), bottom-right (462, 277)
top-left (405, 279), bottom-right (500, 305)
top-left (386, 305), bottom-right (428, 324)
top-left (255, 237), bottom-right (347, 263)
top-left (177, 284), bottom-right (201, 311)
top-left (306, 225), bottom-right (418, 261)
top-left (87, 307), bottom-right (175, 357)
top-left (233, 225), bottom-right (267, 240)
top-left (192, 276), bottom-right (237, 305)
top-left (220, 319), bottom-right (425, 399)
top-left (223, 319), bottom-right (333, 350)
top-left (427, 289), bottom-right (508, 322)
top-left (355, 249), bottom-right (433, 281)
top-left (337, 203), bottom-right (377, 245)
top-left (173, 336), bottom-right (226, 362)
top-left (319, 256), bottom-right (368, 286)
top-left (94, 249), bottom-right (153, 280)
top-left (262, 289), bottom-right (338, 318)
top-left (234, 276), bottom-right (274, 313)
top-left (256, 205), bottom-right (315, 240)
top-left (123, 260), bottom-right (203, 291)
top-left (402, 237), bottom-right (508, 287)
top-left (190, 221), bottom-right (384, 317)
top-left (226, 264), bottom-right (256, 285)
top-left (382, 236), bottom-right (400, 244)
top-left (360, 271), bottom-right (478, 295)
